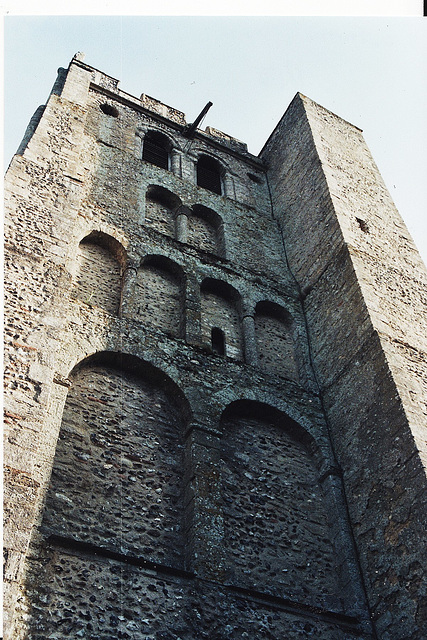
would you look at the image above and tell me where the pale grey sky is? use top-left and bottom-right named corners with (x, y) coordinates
top-left (4, 13), bottom-right (427, 264)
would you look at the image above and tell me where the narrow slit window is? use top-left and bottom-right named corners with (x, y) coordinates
top-left (211, 327), bottom-right (225, 355)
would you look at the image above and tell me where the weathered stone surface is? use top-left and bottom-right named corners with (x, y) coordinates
top-left (4, 56), bottom-right (426, 639)
top-left (261, 92), bottom-right (427, 640)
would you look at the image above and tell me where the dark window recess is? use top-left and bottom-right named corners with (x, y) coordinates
top-left (100, 103), bottom-right (119, 117)
top-left (197, 158), bottom-right (222, 195)
top-left (143, 137), bottom-right (169, 169)
top-left (211, 327), bottom-right (225, 355)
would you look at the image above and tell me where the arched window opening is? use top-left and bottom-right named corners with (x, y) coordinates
top-left (197, 155), bottom-right (222, 195)
top-left (211, 327), bottom-right (225, 355)
top-left (142, 131), bottom-right (171, 169)
top-left (72, 231), bottom-right (124, 314)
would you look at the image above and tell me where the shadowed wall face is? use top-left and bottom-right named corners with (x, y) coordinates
top-left (130, 263), bottom-right (184, 337)
top-left (42, 365), bottom-right (185, 566)
top-left (187, 212), bottom-right (218, 254)
top-left (221, 413), bottom-right (340, 611)
top-left (255, 307), bottom-right (298, 381)
top-left (24, 364), bottom-right (188, 637)
top-left (201, 287), bottom-right (243, 360)
top-left (145, 195), bottom-right (175, 237)
top-left (260, 93), bottom-right (427, 640)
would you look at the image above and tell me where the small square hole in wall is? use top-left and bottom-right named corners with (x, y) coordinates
top-left (356, 217), bottom-right (369, 233)
top-left (100, 103), bottom-right (119, 118)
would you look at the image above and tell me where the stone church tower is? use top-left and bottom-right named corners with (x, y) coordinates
top-left (4, 53), bottom-right (427, 639)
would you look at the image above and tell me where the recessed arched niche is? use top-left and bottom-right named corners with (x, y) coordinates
top-left (72, 231), bottom-right (125, 314)
top-left (129, 255), bottom-right (186, 338)
top-left (42, 353), bottom-right (190, 566)
top-left (200, 278), bottom-right (242, 360)
top-left (26, 352), bottom-right (192, 635)
top-left (255, 301), bottom-right (299, 381)
top-left (145, 185), bottom-right (181, 238)
top-left (220, 400), bottom-right (340, 608)
top-left (188, 204), bottom-right (225, 257)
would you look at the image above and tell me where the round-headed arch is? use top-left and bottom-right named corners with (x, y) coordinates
top-left (146, 184), bottom-right (182, 211)
top-left (191, 204), bottom-right (223, 228)
top-left (200, 279), bottom-right (243, 360)
top-left (130, 256), bottom-right (186, 337)
top-left (73, 231), bottom-right (126, 314)
top-left (220, 399), bottom-right (318, 460)
top-left (255, 300), bottom-right (293, 327)
top-left (219, 398), bottom-right (340, 604)
top-left (143, 130), bottom-right (173, 169)
top-left (70, 351), bottom-right (192, 423)
top-left (43, 351), bottom-right (192, 572)
top-left (145, 186), bottom-right (182, 238)
top-left (201, 277), bottom-right (241, 304)
top-left (79, 229), bottom-right (127, 269)
top-left (141, 254), bottom-right (186, 285)
top-left (254, 300), bottom-right (298, 381)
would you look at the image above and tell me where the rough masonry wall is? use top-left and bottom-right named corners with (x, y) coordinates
top-left (145, 194), bottom-right (176, 238)
top-left (4, 56), bottom-right (376, 639)
top-left (304, 98), bottom-right (427, 467)
top-left (255, 310), bottom-right (298, 381)
top-left (4, 66), bottom-right (93, 632)
top-left (23, 363), bottom-right (187, 638)
top-left (187, 210), bottom-right (220, 255)
top-left (42, 365), bottom-right (186, 566)
top-left (24, 550), bottom-right (365, 640)
top-left (221, 414), bottom-right (340, 610)
top-left (83, 87), bottom-right (292, 288)
top-left (261, 93), bottom-right (427, 639)
top-left (129, 263), bottom-right (184, 337)
top-left (72, 241), bottom-right (122, 313)
top-left (201, 288), bottom-right (243, 360)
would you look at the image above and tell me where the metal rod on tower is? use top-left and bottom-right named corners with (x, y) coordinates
top-left (182, 101), bottom-right (213, 139)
